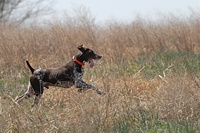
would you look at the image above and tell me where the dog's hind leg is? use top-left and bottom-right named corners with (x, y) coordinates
top-left (15, 82), bottom-right (34, 103)
top-left (30, 76), bottom-right (44, 107)
top-left (32, 94), bottom-right (42, 107)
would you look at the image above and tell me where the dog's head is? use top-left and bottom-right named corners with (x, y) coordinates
top-left (78, 45), bottom-right (102, 68)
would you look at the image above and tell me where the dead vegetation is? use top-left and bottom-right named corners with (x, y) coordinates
top-left (0, 11), bottom-right (200, 132)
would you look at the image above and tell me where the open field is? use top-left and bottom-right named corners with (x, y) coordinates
top-left (0, 12), bottom-right (200, 132)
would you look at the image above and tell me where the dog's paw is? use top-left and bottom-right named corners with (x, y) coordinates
top-left (96, 89), bottom-right (105, 95)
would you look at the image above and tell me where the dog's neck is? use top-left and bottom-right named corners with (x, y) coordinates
top-left (74, 59), bottom-right (84, 66)
top-left (73, 54), bottom-right (85, 66)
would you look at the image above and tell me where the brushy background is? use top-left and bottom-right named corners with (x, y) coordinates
top-left (0, 10), bottom-right (200, 132)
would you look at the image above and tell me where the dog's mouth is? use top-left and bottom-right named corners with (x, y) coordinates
top-left (88, 58), bottom-right (94, 68)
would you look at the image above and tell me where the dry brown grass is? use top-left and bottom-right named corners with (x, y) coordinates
top-left (0, 11), bottom-right (200, 132)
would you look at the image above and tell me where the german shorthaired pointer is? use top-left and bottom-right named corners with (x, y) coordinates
top-left (15, 45), bottom-right (103, 107)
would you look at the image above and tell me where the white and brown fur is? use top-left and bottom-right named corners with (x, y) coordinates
top-left (15, 45), bottom-right (103, 107)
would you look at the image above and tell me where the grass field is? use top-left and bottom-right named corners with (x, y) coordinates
top-left (0, 11), bottom-right (200, 132)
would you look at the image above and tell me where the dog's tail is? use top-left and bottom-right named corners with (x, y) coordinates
top-left (26, 60), bottom-right (34, 74)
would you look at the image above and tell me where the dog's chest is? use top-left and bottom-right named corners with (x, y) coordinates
top-left (73, 66), bottom-right (84, 80)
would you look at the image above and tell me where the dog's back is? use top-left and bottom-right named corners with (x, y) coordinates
top-left (43, 60), bottom-right (75, 85)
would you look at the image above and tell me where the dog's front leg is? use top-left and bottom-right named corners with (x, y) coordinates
top-left (75, 79), bottom-right (103, 94)
top-left (89, 84), bottom-right (103, 94)
top-left (74, 70), bottom-right (103, 94)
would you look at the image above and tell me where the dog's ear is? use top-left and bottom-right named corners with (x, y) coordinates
top-left (78, 45), bottom-right (87, 53)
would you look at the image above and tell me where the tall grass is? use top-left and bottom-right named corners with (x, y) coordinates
top-left (0, 10), bottom-right (200, 132)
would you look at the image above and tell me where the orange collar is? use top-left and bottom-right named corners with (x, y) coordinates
top-left (74, 59), bottom-right (84, 66)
